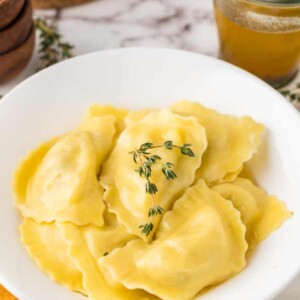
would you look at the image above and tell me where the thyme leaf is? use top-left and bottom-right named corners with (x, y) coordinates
top-left (280, 82), bottom-right (300, 103)
top-left (129, 141), bottom-right (195, 236)
top-left (35, 18), bottom-right (74, 70)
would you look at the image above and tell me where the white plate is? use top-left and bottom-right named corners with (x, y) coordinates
top-left (0, 48), bottom-right (300, 300)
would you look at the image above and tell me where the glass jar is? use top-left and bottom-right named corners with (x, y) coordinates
top-left (214, 0), bottom-right (300, 88)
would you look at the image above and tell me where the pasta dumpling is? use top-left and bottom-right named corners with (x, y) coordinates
top-left (15, 116), bottom-right (116, 226)
top-left (79, 210), bottom-right (137, 260)
top-left (99, 180), bottom-right (247, 300)
top-left (14, 102), bottom-right (292, 300)
top-left (85, 104), bottom-right (128, 135)
top-left (100, 109), bottom-right (207, 241)
top-left (171, 100), bottom-right (264, 184)
top-left (20, 218), bottom-right (85, 295)
top-left (59, 222), bottom-right (156, 300)
top-left (124, 108), bottom-right (158, 126)
top-left (212, 178), bottom-right (292, 248)
top-left (13, 137), bottom-right (60, 207)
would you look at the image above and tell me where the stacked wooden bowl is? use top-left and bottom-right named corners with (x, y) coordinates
top-left (32, 0), bottom-right (93, 9)
top-left (0, 284), bottom-right (16, 299)
top-left (0, 0), bottom-right (35, 82)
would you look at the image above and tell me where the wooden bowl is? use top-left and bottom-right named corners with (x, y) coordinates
top-left (0, 285), bottom-right (16, 300)
top-left (32, 0), bottom-right (93, 9)
top-left (0, 23), bottom-right (35, 83)
top-left (0, 0), bottom-right (32, 55)
top-left (0, 0), bottom-right (25, 30)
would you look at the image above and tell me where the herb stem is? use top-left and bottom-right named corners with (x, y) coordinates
top-left (280, 82), bottom-right (300, 103)
top-left (130, 141), bottom-right (195, 236)
top-left (129, 144), bottom-right (190, 154)
top-left (35, 18), bottom-right (74, 70)
top-left (135, 148), bottom-right (156, 207)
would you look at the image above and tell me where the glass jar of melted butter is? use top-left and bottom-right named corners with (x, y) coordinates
top-left (214, 0), bottom-right (300, 88)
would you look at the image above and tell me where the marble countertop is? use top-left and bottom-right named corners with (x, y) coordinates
top-left (1, 0), bottom-right (299, 102)
top-left (0, 0), bottom-right (300, 299)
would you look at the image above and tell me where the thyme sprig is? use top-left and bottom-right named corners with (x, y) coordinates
top-left (280, 83), bottom-right (300, 103)
top-left (35, 18), bottom-right (74, 70)
top-left (130, 141), bottom-right (195, 236)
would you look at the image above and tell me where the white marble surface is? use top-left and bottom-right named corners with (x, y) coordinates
top-left (0, 0), bottom-right (300, 299)
top-left (0, 0), bottom-right (299, 101)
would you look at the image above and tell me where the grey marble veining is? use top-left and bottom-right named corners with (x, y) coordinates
top-left (53, 0), bottom-right (218, 56)
top-left (1, 0), bottom-right (299, 99)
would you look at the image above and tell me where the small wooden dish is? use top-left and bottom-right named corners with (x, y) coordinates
top-left (0, 0), bottom-right (32, 55)
top-left (0, 23), bottom-right (35, 83)
top-left (32, 0), bottom-right (93, 9)
top-left (0, 0), bottom-right (25, 30)
top-left (0, 284), bottom-right (16, 300)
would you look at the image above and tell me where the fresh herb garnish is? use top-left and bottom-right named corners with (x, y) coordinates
top-left (280, 83), bottom-right (300, 103)
top-left (130, 141), bottom-right (195, 236)
top-left (34, 18), bottom-right (74, 70)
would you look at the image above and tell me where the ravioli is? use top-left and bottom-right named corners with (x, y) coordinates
top-left (13, 137), bottom-right (60, 207)
top-left (100, 109), bottom-right (207, 241)
top-left (171, 100), bottom-right (264, 184)
top-left (85, 104), bottom-right (128, 135)
top-left (59, 222), bottom-right (156, 300)
top-left (20, 218), bottom-right (85, 295)
top-left (80, 210), bottom-right (137, 260)
top-left (212, 178), bottom-right (292, 248)
top-left (15, 116), bottom-right (116, 226)
top-left (99, 180), bottom-right (247, 300)
top-left (14, 102), bottom-right (292, 300)
top-left (124, 108), bottom-right (158, 126)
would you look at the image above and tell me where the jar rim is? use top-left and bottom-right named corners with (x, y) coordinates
top-left (247, 0), bottom-right (300, 6)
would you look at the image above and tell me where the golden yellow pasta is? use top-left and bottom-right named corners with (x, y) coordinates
top-left (13, 137), bottom-right (60, 207)
top-left (15, 116), bottom-right (116, 226)
top-left (76, 210), bottom-right (136, 260)
top-left (124, 108), bottom-right (159, 125)
top-left (59, 222), bottom-right (156, 300)
top-left (99, 180), bottom-right (247, 300)
top-left (14, 102), bottom-right (291, 300)
top-left (213, 178), bottom-right (292, 248)
top-left (85, 104), bottom-right (128, 135)
top-left (20, 218), bottom-right (85, 295)
top-left (171, 100), bottom-right (264, 184)
top-left (100, 109), bottom-right (208, 242)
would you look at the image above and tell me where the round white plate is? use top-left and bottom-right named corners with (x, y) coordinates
top-left (0, 48), bottom-right (299, 300)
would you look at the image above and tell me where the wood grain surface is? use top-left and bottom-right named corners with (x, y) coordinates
top-left (0, 23), bottom-right (35, 82)
top-left (0, 0), bottom-right (25, 30)
top-left (0, 0), bottom-right (32, 55)
top-left (0, 284), bottom-right (17, 300)
top-left (32, 0), bottom-right (94, 9)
